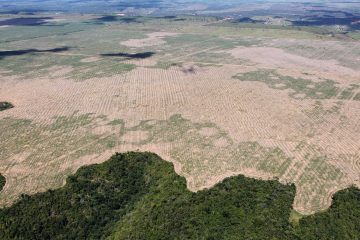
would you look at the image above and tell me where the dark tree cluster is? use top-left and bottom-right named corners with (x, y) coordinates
top-left (0, 152), bottom-right (359, 239)
top-left (0, 102), bottom-right (14, 111)
top-left (0, 174), bottom-right (5, 191)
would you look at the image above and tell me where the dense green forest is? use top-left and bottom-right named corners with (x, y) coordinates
top-left (0, 102), bottom-right (13, 111)
top-left (296, 187), bottom-right (360, 239)
top-left (0, 152), bottom-right (359, 239)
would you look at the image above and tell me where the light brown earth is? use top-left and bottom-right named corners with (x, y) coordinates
top-left (1, 26), bottom-right (360, 215)
top-left (120, 32), bottom-right (179, 48)
top-left (228, 46), bottom-right (359, 80)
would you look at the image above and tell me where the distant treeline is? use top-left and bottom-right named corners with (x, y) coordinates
top-left (0, 152), bottom-right (359, 239)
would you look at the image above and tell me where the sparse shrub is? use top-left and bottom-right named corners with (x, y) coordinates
top-left (0, 102), bottom-right (14, 111)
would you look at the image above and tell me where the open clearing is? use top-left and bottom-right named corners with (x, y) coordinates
top-left (120, 32), bottom-right (179, 48)
top-left (0, 14), bottom-right (360, 215)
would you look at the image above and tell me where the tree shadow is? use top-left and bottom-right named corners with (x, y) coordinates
top-left (0, 47), bottom-right (71, 60)
top-left (96, 16), bottom-right (118, 22)
top-left (100, 52), bottom-right (155, 60)
top-left (0, 17), bottom-right (53, 26)
top-left (94, 16), bottom-right (141, 24)
top-left (233, 17), bottom-right (265, 24)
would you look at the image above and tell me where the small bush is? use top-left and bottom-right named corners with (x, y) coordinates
top-left (0, 102), bottom-right (14, 111)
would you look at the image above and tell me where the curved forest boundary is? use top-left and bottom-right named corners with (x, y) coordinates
top-left (0, 152), bottom-right (359, 239)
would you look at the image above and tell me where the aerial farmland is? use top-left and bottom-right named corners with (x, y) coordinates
top-left (0, 0), bottom-right (360, 238)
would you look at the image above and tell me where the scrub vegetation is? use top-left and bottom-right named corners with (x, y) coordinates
top-left (234, 70), bottom-right (341, 100)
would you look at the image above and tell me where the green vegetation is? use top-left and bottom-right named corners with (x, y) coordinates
top-left (0, 22), bottom-right (92, 44)
top-left (0, 113), bottom-right (343, 213)
top-left (0, 114), bottom-right (120, 205)
top-left (0, 152), bottom-right (296, 239)
top-left (0, 102), bottom-right (13, 111)
top-left (348, 31), bottom-right (360, 41)
top-left (354, 93), bottom-right (360, 101)
top-left (152, 61), bottom-right (182, 69)
top-left (0, 152), bottom-right (359, 239)
top-left (0, 152), bottom-right (157, 239)
top-left (338, 84), bottom-right (359, 100)
top-left (289, 210), bottom-right (303, 226)
top-left (304, 101), bottom-right (342, 121)
top-left (234, 70), bottom-right (340, 100)
top-left (0, 53), bottom-right (136, 81)
top-left (125, 114), bottom-right (292, 188)
top-left (0, 174), bottom-right (5, 191)
top-left (235, 70), bottom-right (360, 101)
top-left (295, 187), bottom-right (360, 239)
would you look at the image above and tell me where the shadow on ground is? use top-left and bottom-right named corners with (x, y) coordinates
top-left (94, 16), bottom-right (141, 24)
top-left (0, 47), bottom-right (71, 59)
top-left (100, 52), bottom-right (155, 60)
top-left (0, 17), bottom-right (53, 26)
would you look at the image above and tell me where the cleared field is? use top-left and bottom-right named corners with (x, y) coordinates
top-left (0, 14), bottom-right (360, 215)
